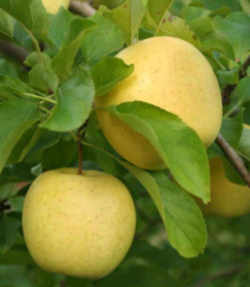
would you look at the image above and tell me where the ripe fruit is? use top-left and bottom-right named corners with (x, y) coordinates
top-left (202, 157), bottom-right (250, 217)
top-left (42, 0), bottom-right (70, 14)
top-left (96, 36), bottom-right (222, 169)
top-left (22, 168), bottom-right (136, 279)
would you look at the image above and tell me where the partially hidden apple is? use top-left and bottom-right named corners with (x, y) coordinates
top-left (201, 157), bottom-right (250, 217)
top-left (96, 36), bottom-right (222, 169)
top-left (42, 0), bottom-right (70, 14)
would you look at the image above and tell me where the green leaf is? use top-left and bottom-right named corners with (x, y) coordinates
top-left (52, 18), bottom-right (95, 80)
top-left (238, 125), bottom-right (250, 160)
top-left (213, 12), bottom-right (250, 61)
top-left (25, 52), bottom-right (59, 93)
top-left (154, 13), bottom-right (200, 47)
top-left (0, 265), bottom-right (33, 287)
top-left (0, 163), bottom-right (34, 185)
top-left (0, 0), bottom-right (49, 40)
top-left (9, 196), bottom-right (24, 212)
top-left (0, 8), bottom-right (15, 38)
top-left (85, 113), bottom-right (127, 176)
top-left (217, 67), bottom-right (239, 88)
top-left (93, 0), bottom-right (124, 9)
top-left (147, 0), bottom-right (173, 29)
top-left (201, 0), bottom-right (241, 11)
top-left (109, 101), bottom-right (210, 203)
top-left (47, 8), bottom-right (75, 51)
top-left (24, 130), bottom-right (62, 164)
top-left (0, 183), bottom-right (19, 201)
top-left (42, 139), bottom-right (77, 170)
top-left (8, 127), bottom-right (40, 164)
top-left (240, 0), bottom-right (250, 15)
top-left (122, 163), bottom-right (207, 257)
top-left (144, 7), bottom-right (200, 48)
top-left (220, 114), bottom-right (243, 148)
top-left (41, 68), bottom-right (95, 132)
top-left (181, 6), bottom-right (213, 39)
top-left (0, 58), bottom-right (20, 78)
top-left (81, 13), bottom-right (125, 64)
top-left (0, 215), bottom-right (21, 254)
top-left (82, 139), bottom-right (207, 257)
top-left (0, 76), bottom-right (34, 100)
top-left (224, 77), bottom-right (250, 117)
top-left (101, 0), bottom-right (148, 44)
top-left (0, 247), bottom-right (33, 265)
top-left (0, 98), bottom-right (39, 174)
top-left (92, 56), bottom-right (134, 96)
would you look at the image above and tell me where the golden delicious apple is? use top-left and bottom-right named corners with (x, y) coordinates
top-left (42, 0), bottom-right (70, 14)
top-left (96, 36), bottom-right (222, 169)
top-left (22, 168), bottom-right (136, 279)
top-left (202, 157), bottom-right (250, 217)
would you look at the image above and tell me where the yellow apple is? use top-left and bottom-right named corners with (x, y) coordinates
top-left (22, 168), bottom-right (136, 279)
top-left (202, 157), bottom-right (250, 217)
top-left (42, 0), bottom-right (70, 14)
top-left (96, 36), bottom-right (222, 169)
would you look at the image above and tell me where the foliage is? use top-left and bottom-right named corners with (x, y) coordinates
top-left (0, 0), bottom-right (249, 286)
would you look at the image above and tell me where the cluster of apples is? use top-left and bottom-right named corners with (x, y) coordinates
top-left (22, 0), bottom-right (250, 280)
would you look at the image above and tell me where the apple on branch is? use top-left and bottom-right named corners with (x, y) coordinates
top-left (22, 168), bottom-right (136, 279)
top-left (96, 36), bottom-right (222, 170)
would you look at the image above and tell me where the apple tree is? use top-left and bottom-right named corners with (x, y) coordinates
top-left (0, 0), bottom-right (250, 286)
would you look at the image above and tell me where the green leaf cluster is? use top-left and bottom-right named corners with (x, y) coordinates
top-left (0, 0), bottom-right (249, 285)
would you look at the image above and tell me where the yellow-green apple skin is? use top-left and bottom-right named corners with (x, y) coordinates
top-left (96, 36), bottom-right (222, 170)
top-left (203, 157), bottom-right (250, 217)
top-left (22, 168), bottom-right (136, 279)
top-left (42, 0), bottom-right (70, 14)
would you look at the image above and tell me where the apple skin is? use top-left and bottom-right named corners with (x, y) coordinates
top-left (96, 36), bottom-right (222, 170)
top-left (22, 168), bottom-right (136, 279)
top-left (42, 0), bottom-right (70, 14)
top-left (202, 157), bottom-right (250, 217)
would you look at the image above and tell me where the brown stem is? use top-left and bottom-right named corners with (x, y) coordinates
top-left (222, 84), bottom-right (235, 106)
top-left (216, 134), bottom-right (250, 187)
top-left (70, 1), bottom-right (96, 17)
top-left (0, 40), bottom-right (29, 65)
top-left (60, 280), bottom-right (66, 287)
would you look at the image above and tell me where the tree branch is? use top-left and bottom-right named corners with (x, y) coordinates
top-left (70, 1), bottom-right (96, 17)
top-left (0, 40), bottom-right (29, 65)
top-left (216, 134), bottom-right (250, 187)
top-left (240, 55), bottom-right (250, 78)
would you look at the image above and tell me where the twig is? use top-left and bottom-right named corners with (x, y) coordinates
top-left (0, 40), bottom-right (29, 65)
top-left (60, 280), bottom-right (66, 287)
top-left (216, 134), bottom-right (250, 187)
top-left (240, 56), bottom-right (250, 78)
top-left (70, 1), bottom-right (96, 17)
top-left (222, 84), bottom-right (235, 106)
top-left (195, 265), bottom-right (243, 287)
